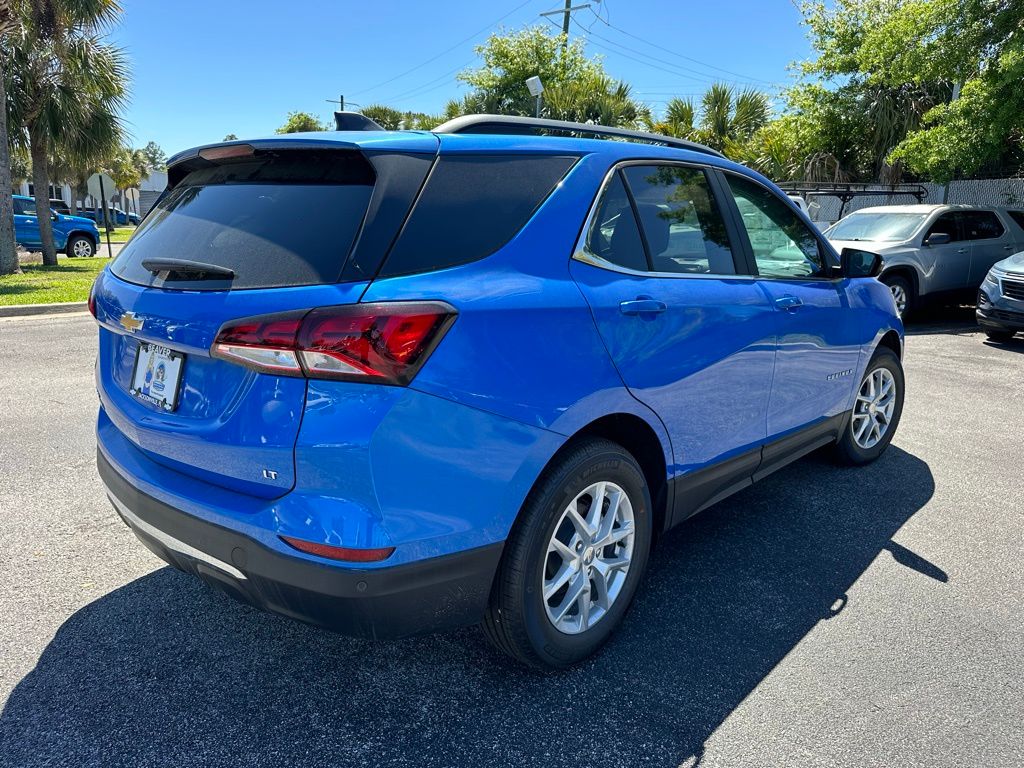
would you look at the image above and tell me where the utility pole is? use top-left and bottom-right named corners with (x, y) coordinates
top-left (539, 2), bottom-right (593, 50)
top-left (326, 95), bottom-right (345, 111)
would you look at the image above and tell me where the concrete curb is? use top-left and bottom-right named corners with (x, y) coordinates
top-left (0, 301), bottom-right (88, 318)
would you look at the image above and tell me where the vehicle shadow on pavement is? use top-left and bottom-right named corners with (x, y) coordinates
top-left (0, 447), bottom-right (935, 768)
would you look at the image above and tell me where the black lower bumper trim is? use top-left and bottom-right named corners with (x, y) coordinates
top-left (98, 449), bottom-right (503, 639)
top-left (977, 307), bottom-right (1024, 332)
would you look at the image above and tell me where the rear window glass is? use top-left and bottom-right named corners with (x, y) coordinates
top-left (111, 150), bottom-right (374, 290)
top-left (379, 154), bottom-right (576, 277)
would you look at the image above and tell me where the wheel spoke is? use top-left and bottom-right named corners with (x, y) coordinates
top-left (595, 487), bottom-right (621, 542)
top-left (544, 562), bottom-right (575, 600)
top-left (552, 574), bottom-right (587, 623)
top-left (549, 536), bottom-right (576, 562)
top-left (590, 565), bottom-right (611, 610)
top-left (566, 505), bottom-right (593, 541)
top-left (585, 482), bottom-right (606, 532)
top-left (578, 583), bottom-right (591, 630)
top-left (597, 521), bottom-right (633, 549)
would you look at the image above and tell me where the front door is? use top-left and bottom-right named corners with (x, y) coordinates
top-left (569, 163), bottom-right (776, 483)
top-left (13, 198), bottom-right (41, 249)
top-left (719, 172), bottom-right (863, 440)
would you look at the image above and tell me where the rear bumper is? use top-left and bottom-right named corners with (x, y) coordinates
top-left (98, 449), bottom-right (502, 639)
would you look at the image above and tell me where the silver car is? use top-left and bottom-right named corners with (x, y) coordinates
top-left (825, 205), bottom-right (1024, 316)
top-left (977, 251), bottom-right (1024, 341)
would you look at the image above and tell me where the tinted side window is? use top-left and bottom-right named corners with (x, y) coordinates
top-left (926, 213), bottom-right (961, 241)
top-left (1008, 211), bottom-right (1024, 229)
top-left (726, 174), bottom-right (826, 278)
top-left (583, 173), bottom-right (648, 272)
top-left (622, 165), bottom-right (736, 275)
top-left (960, 211), bottom-right (1004, 240)
top-left (381, 155), bottom-right (576, 277)
top-left (12, 199), bottom-right (25, 215)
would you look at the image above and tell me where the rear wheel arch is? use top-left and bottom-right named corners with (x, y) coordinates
top-left (548, 413), bottom-right (669, 539)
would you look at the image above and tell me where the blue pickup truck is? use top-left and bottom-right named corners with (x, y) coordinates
top-left (13, 194), bottom-right (101, 257)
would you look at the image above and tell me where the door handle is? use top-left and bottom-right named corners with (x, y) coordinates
top-left (1004, 245), bottom-right (1016, 251)
top-left (956, 248), bottom-right (968, 254)
top-left (619, 298), bottom-right (667, 315)
top-left (774, 295), bottom-right (803, 311)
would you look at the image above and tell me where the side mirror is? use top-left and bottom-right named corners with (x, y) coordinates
top-left (51, 211), bottom-right (59, 221)
top-left (924, 232), bottom-right (951, 246)
top-left (840, 247), bottom-right (882, 278)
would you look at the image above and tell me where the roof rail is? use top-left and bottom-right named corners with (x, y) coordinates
top-left (433, 114), bottom-right (724, 158)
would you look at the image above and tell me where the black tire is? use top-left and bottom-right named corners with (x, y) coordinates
top-left (65, 234), bottom-right (95, 258)
top-left (835, 348), bottom-right (905, 466)
top-left (482, 438), bottom-right (653, 670)
top-left (880, 273), bottom-right (914, 318)
top-left (984, 329), bottom-right (1016, 343)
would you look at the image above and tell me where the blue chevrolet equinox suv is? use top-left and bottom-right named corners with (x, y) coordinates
top-left (91, 114), bottom-right (905, 669)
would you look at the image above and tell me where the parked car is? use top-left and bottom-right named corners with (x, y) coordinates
top-left (977, 251), bottom-right (1024, 341)
top-left (81, 205), bottom-right (141, 226)
top-left (825, 204), bottom-right (1024, 316)
top-left (13, 194), bottom-right (100, 257)
top-left (90, 117), bottom-right (905, 669)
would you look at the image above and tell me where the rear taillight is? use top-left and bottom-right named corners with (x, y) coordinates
top-left (211, 302), bottom-right (455, 385)
top-left (87, 280), bottom-right (98, 318)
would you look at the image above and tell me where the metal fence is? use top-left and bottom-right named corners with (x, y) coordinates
top-left (803, 177), bottom-right (1024, 226)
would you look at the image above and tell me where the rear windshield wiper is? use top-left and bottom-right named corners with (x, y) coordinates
top-left (141, 258), bottom-right (235, 281)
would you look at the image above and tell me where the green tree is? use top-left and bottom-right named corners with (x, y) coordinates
top-left (651, 84), bottom-right (771, 159)
top-left (789, 0), bottom-right (1020, 183)
top-left (4, 0), bottom-right (126, 266)
top-left (104, 145), bottom-right (147, 224)
top-left (454, 26), bottom-right (643, 126)
top-left (222, 133), bottom-right (238, 141)
top-left (275, 111), bottom-right (327, 134)
top-left (139, 140), bottom-right (166, 170)
top-left (361, 104), bottom-right (404, 130)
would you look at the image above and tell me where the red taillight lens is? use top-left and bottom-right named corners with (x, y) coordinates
top-left (211, 302), bottom-right (455, 385)
top-left (279, 535), bottom-right (395, 562)
top-left (87, 282), bottom-right (97, 318)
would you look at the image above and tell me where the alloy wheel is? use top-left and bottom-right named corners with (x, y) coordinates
top-left (852, 367), bottom-right (897, 449)
top-left (72, 238), bottom-right (93, 257)
top-left (889, 283), bottom-right (907, 315)
top-left (542, 481), bottom-right (635, 635)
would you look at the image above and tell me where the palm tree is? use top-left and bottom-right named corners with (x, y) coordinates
top-left (4, 0), bottom-right (126, 266)
top-left (0, 0), bottom-right (20, 275)
top-left (654, 84), bottom-right (771, 159)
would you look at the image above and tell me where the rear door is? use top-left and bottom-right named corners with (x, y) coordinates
top-left (13, 198), bottom-right (41, 248)
top-left (93, 145), bottom-right (426, 498)
top-left (570, 162), bottom-right (776, 506)
top-left (719, 171), bottom-right (862, 441)
top-left (963, 210), bottom-right (1014, 286)
top-left (921, 212), bottom-right (971, 292)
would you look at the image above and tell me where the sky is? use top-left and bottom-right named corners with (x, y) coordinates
top-left (109, 0), bottom-right (813, 154)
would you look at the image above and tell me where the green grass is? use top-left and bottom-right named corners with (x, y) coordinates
top-left (103, 226), bottom-right (136, 244)
top-left (0, 258), bottom-right (109, 306)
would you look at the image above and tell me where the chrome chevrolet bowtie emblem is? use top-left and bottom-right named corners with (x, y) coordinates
top-left (119, 312), bottom-right (144, 333)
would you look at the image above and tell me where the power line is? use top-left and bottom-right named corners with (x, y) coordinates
top-left (574, 19), bottom-right (778, 88)
top-left (587, 11), bottom-right (778, 85)
top-left (349, 0), bottom-right (536, 98)
top-left (379, 59), bottom-right (476, 105)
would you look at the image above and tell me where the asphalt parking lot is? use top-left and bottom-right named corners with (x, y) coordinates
top-left (0, 310), bottom-right (1021, 768)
